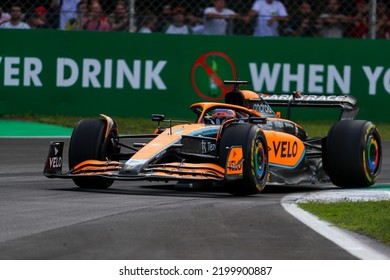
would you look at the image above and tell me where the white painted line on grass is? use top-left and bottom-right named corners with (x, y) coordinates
top-left (281, 193), bottom-right (390, 260)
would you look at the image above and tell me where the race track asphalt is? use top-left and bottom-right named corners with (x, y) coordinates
top-left (0, 137), bottom-right (389, 260)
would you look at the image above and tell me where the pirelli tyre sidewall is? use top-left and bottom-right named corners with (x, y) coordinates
top-left (219, 124), bottom-right (269, 195)
top-left (68, 119), bottom-right (114, 189)
top-left (246, 126), bottom-right (269, 192)
top-left (325, 120), bottom-right (382, 188)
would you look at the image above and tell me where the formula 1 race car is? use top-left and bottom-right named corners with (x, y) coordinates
top-left (44, 80), bottom-right (382, 195)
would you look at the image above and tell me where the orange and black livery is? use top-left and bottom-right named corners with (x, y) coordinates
top-left (44, 80), bottom-right (382, 195)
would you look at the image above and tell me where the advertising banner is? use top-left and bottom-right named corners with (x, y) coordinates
top-left (1, 29), bottom-right (389, 121)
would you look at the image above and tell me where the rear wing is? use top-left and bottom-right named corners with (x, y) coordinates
top-left (260, 93), bottom-right (359, 120)
top-left (223, 80), bottom-right (359, 120)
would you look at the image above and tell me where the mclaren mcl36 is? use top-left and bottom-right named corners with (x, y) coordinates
top-left (44, 80), bottom-right (382, 195)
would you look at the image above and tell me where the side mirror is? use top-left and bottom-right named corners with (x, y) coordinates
top-left (152, 114), bottom-right (165, 122)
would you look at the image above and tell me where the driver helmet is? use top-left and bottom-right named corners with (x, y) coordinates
top-left (212, 109), bottom-right (236, 125)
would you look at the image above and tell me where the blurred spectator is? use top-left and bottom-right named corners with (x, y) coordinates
top-left (243, 0), bottom-right (289, 37)
top-left (107, 1), bottom-right (129, 32)
top-left (51, 0), bottom-right (80, 30)
top-left (376, 1), bottom-right (390, 39)
top-left (82, 1), bottom-right (110, 31)
top-left (65, 1), bottom-right (87, 30)
top-left (0, 6), bottom-right (11, 25)
top-left (348, 0), bottom-right (369, 38)
top-left (187, 8), bottom-right (205, 34)
top-left (26, 7), bottom-right (49, 29)
top-left (164, 7), bottom-right (192, 34)
top-left (319, 0), bottom-right (348, 38)
top-left (284, 1), bottom-right (320, 37)
top-left (65, 0), bottom-right (88, 30)
top-left (156, 4), bottom-right (173, 32)
top-left (202, 0), bottom-right (239, 35)
top-left (0, 5), bottom-right (30, 29)
top-left (138, 14), bottom-right (157, 33)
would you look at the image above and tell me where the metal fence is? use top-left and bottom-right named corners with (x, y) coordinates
top-left (0, 0), bottom-right (388, 39)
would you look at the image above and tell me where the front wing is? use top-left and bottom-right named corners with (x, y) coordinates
top-left (44, 142), bottom-right (242, 183)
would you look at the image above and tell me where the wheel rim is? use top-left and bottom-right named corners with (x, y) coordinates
top-left (366, 134), bottom-right (380, 175)
top-left (254, 138), bottom-right (266, 180)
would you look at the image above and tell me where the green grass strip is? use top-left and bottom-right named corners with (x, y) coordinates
top-left (298, 200), bottom-right (390, 245)
top-left (0, 120), bottom-right (73, 137)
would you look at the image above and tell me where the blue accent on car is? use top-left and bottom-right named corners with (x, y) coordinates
top-left (187, 126), bottom-right (220, 137)
top-left (269, 149), bottom-right (306, 169)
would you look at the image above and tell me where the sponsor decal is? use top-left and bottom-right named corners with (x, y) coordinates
top-left (273, 141), bottom-right (298, 158)
top-left (49, 143), bottom-right (63, 168)
top-left (262, 94), bottom-right (350, 101)
top-left (226, 147), bottom-right (243, 175)
top-left (45, 142), bottom-right (63, 172)
top-left (201, 140), bottom-right (216, 154)
top-left (264, 131), bottom-right (305, 168)
top-left (49, 156), bottom-right (62, 168)
top-left (191, 52), bottom-right (237, 101)
top-left (228, 159), bottom-right (244, 171)
top-left (252, 102), bottom-right (275, 115)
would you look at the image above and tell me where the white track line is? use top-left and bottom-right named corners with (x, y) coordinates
top-left (281, 193), bottom-right (390, 260)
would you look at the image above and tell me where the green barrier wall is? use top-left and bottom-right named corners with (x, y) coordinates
top-left (1, 29), bottom-right (390, 122)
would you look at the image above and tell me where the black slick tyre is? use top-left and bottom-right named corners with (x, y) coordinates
top-left (325, 120), bottom-right (381, 188)
top-left (219, 124), bottom-right (269, 195)
top-left (68, 119), bottom-right (114, 189)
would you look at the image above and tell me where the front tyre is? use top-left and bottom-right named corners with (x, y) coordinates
top-left (219, 124), bottom-right (269, 195)
top-left (68, 119), bottom-right (114, 189)
top-left (325, 120), bottom-right (382, 188)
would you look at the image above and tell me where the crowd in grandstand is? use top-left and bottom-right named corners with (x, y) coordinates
top-left (1, 0), bottom-right (390, 39)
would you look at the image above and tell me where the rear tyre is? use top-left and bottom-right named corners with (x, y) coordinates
top-left (219, 124), bottom-right (269, 195)
top-left (68, 119), bottom-right (114, 189)
top-left (325, 120), bottom-right (381, 188)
